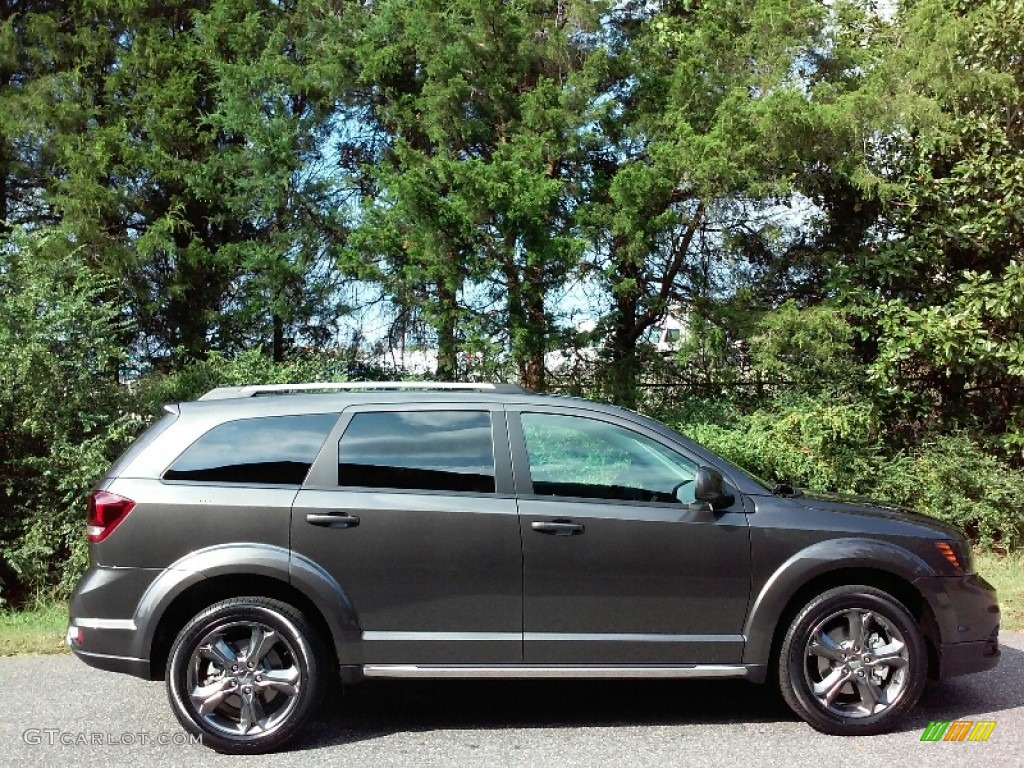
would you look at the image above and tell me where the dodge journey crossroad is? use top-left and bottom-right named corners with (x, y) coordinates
top-left (68, 382), bottom-right (1001, 753)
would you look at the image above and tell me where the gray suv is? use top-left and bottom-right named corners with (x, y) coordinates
top-left (68, 382), bottom-right (1001, 753)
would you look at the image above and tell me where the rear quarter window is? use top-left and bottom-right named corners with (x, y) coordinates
top-left (164, 413), bottom-right (339, 485)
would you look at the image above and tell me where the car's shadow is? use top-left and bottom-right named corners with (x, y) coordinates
top-left (296, 678), bottom-right (788, 749)
top-left (290, 641), bottom-right (1022, 749)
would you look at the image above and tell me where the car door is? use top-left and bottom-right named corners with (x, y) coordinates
top-left (291, 403), bottom-right (522, 665)
top-left (510, 406), bottom-right (752, 665)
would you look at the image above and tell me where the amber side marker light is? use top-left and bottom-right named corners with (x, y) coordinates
top-left (935, 541), bottom-right (962, 571)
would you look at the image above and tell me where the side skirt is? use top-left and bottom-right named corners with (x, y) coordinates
top-left (361, 664), bottom-right (766, 681)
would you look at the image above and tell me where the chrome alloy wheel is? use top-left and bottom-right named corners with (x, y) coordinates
top-left (803, 608), bottom-right (910, 718)
top-left (186, 620), bottom-right (301, 737)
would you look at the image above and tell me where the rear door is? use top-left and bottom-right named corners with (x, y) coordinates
top-left (510, 406), bottom-right (752, 665)
top-left (291, 403), bottom-right (522, 664)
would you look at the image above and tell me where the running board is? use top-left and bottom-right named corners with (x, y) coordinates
top-left (362, 664), bottom-right (753, 679)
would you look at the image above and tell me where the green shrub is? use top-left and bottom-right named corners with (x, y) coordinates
top-left (9, 437), bottom-right (112, 597)
top-left (676, 399), bottom-right (1024, 550)
top-left (873, 435), bottom-right (1024, 550)
top-left (749, 301), bottom-right (866, 398)
top-left (677, 396), bottom-right (884, 494)
top-left (0, 228), bottom-right (128, 605)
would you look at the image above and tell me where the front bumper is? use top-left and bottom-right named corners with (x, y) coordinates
top-left (914, 572), bottom-right (1001, 680)
top-left (939, 626), bottom-right (1000, 679)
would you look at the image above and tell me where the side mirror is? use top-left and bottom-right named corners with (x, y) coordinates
top-left (694, 467), bottom-right (735, 510)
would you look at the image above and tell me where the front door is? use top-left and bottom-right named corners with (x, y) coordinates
top-left (510, 408), bottom-right (751, 665)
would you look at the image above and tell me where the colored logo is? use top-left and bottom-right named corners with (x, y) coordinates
top-left (921, 720), bottom-right (997, 742)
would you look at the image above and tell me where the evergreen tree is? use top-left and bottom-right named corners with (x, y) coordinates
top-left (340, 0), bottom-right (599, 387)
top-left (581, 0), bottom-right (880, 405)
top-left (28, 0), bottom-right (348, 365)
top-left (848, 0), bottom-right (1024, 445)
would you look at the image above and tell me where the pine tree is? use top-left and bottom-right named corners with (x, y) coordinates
top-left (340, 0), bottom-right (600, 387)
top-left (28, 0), bottom-right (348, 365)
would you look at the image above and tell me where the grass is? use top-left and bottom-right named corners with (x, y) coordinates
top-left (0, 553), bottom-right (1019, 656)
top-left (975, 550), bottom-right (1024, 632)
top-left (0, 600), bottom-right (69, 656)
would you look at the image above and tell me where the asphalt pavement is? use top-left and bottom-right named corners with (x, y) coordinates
top-left (1, 634), bottom-right (1022, 767)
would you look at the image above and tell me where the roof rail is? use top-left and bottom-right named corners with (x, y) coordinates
top-left (198, 381), bottom-right (529, 401)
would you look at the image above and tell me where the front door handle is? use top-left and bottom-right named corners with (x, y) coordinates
top-left (305, 513), bottom-right (360, 529)
top-left (531, 520), bottom-right (584, 536)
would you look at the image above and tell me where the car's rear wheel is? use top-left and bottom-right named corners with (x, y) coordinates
top-left (166, 597), bottom-right (328, 753)
top-left (778, 585), bottom-right (927, 735)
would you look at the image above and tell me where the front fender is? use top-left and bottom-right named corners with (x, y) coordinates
top-left (742, 538), bottom-right (936, 665)
top-left (132, 543), bottom-right (361, 666)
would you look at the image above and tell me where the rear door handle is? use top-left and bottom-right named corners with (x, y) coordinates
top-left (305, 513), bottom-right (360, 529)
top-left (531, 520), bottom-right (584, 536)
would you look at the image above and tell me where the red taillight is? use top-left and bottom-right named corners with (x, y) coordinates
top-left (86, 490), bottom-right (136, 543)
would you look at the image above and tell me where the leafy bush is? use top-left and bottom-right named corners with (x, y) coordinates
top-left (0, 228), bottom-right (128, 605)
top-left (676, 399), bottom-right (1024, 550)
top-left (129, 348), bottom-right (374, 414)
top-left (749, 301), bottom-right (866, 398)
top-left (676, 396), bottom-right (884, 494)
top-left (875, 435), bottom-right (1024, 550)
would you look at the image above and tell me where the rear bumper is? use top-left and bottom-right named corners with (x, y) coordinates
top-left (70, 645), bottom-right (151, 678)
top-left (67, 564), bottom-right (162, 680)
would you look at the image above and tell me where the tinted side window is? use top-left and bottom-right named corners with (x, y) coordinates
top-left (521, 412), bottom-right (698, 503)
top-left (338, 411), bottom-right (495, 493)
top-left (164, 414), bottom-right (338, 485)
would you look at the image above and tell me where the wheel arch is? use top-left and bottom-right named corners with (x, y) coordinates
top-left (134, 544), bottom-right (360, 680)
top-left (744, 539), bottom-right (941, 679)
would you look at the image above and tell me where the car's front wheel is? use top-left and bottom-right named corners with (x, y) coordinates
top-left (778, 585), bottom-right (927, 735)
top-left (166, 597), bottom-right (328, 753)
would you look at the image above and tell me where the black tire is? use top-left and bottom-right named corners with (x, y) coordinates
top-left (166, 597), bottom-right (328, 754)
top-left (778, 585), bottom-right (927, 735)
